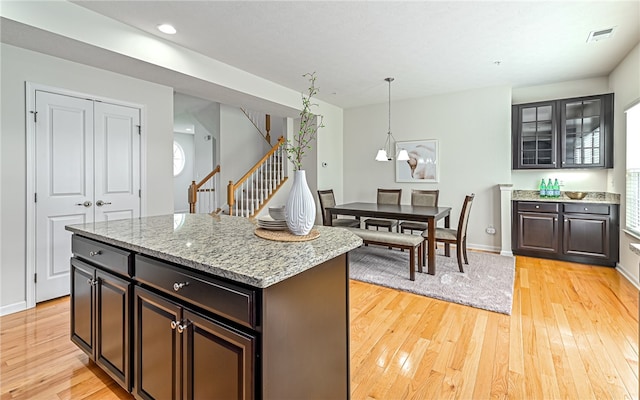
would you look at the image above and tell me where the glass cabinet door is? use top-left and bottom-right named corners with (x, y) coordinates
top-left (561, 98), bottom-right (603, 167)
top-left (517, 103), bottom-right (556, 168)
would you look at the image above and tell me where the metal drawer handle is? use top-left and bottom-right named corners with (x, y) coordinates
top-left (173, 282), bottom-right (189, 291)
top-left (584, 208), bottom-right (588, 211)
top-left (89, 250), bottom-right (102, 257)
top-left (535, 205), bottom-right (540, 209)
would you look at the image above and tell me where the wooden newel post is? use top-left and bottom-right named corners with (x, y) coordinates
top-left (265, 114), bottom-right (271, 145)
top-left (227, 181), bottom-right (235, 216)
top-left (188, 181), bottom-right (197, 213)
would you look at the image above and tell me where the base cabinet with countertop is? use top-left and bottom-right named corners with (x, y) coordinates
top-left (66, 214), bottom-right (361, 400)
top-left (70, 236), bottom-right (133, 391)
top-left (512, 194), bottom-right (619, 266)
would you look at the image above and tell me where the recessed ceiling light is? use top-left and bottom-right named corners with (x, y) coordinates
top-left (587, 27), bottom-right (616, 42)
top-left (157, 24), bottom-right (177, 35)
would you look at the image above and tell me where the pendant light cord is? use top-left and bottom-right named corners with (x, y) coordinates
top-left (388, 78), bottom-right (392, 137)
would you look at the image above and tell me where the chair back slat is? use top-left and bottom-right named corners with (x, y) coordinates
top-left (377, 188), bottom-right (402, 205)
top-left (457, 194), bottom-right (475, 240)
top-left (411, 189), bottom-right (439, 207)
top-left (317, 189), bottom-right (337, 225)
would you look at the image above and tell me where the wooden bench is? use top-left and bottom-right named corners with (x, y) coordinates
top-left (345, 228), bottom-right (424, 281)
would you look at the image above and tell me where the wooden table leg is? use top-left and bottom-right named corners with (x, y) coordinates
top-left (444, 215), bottom-right (451, 257)
top-left (427, 216), bottom-right (436, 275)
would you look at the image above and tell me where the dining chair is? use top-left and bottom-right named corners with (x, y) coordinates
top-left (422, 193), bottom-right (474, 272)
top-left (399, 189), bottom-right (440, 234)
top-left (364, 188), bottom-right (402, 231)
top-left (317, 189), bottom-right (361, 228)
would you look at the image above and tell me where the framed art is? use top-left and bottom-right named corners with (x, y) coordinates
top-left (395, 139), bottom-right (439, 183)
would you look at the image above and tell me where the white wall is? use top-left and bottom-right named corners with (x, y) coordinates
top-left (609, 42), bottom-right (640, 285)
top-left (344, 85), bottom-right (512, 251)
top-left (511, 77), bottom-right (611, 191)
top-left (0, 44), bottom-right (174, 314)
top-left (316, 102), bottom-right (346, 219)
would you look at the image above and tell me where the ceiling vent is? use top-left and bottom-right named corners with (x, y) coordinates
top-left (587, 27), bottom-right (616, 42)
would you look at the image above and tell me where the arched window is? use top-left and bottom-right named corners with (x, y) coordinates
top-left (173, 141), bottom-right (185, 176)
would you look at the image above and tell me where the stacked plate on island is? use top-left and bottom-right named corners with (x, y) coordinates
top-left (256, 215), bottom-right (288, 231)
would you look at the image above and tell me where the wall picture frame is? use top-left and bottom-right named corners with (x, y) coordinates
top-left (395, 140), bottom-right (439, 183)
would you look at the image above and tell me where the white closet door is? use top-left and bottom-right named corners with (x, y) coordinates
top-left (34, 93), bottom-right (141, 302)
top-left (94, 102), bottom-right (141, 222)
top-left (35, 91), bottom-right (94, 302)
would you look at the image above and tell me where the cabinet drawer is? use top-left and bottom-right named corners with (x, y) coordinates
top-left (563, 203), bottom-right (610, 215)
top-left (517, 202), bottom-right (559, 213)
top-left (135, 255), bottom-right (257, 329)
top-left (72, 235), bottom-right (133, 277)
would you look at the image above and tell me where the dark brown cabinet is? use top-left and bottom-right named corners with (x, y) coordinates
top-left (70, 258), bottom-right (132, 391)
top-left (514, 202), bottom-right (560, 255)
top-left (513, 201), bottom-right (619, 266)
top-left (512, 93), bottom-right (614, 169)
top-left (133, 286), bottom-right (255, 400)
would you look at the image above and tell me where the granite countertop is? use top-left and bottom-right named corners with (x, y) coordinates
top-left (65, 214), bottom-right (363, 288)
top-left (512, 190), bottom-right (620, 204)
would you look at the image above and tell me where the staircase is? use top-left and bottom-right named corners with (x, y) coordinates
top-left (227, 136), bottom-right (288, 217)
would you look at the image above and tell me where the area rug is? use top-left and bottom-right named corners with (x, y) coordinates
top-left (348, 245), bottom-right (515, 315)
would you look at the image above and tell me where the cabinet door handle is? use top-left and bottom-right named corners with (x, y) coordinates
top-left (535, 205), bottom-right (540, 209)
top-left (565, 219), bottom-right (568, 222)
top-left (86, 278), bottom-right (97, 286)
top-left (89, 250), bottom-right (102, 257)
top-left (584, 208), bottom-right (588, 211)
top-left (170, 320), bottom-right (190, 333)
top-left (177, 321), bottom-right (190, 334)
top-left (173, 282), bottom-right (189, 291)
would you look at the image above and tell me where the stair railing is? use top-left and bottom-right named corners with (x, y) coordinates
top-left (188, 165), bottom-right (221, 214)
top-left (227, 136), bottom-right (287, 217)
top-left (241, 108), bottom-right (272, 145)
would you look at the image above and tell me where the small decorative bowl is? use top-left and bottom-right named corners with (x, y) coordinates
top-left (565, 191), bottom-right (588, 200)
top-left (268, 206), bottom-right (286, 221)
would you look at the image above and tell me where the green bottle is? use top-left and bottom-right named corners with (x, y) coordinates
top-left (547, 179), bottom-right (553, 197)
top-left (539, 179), bottom-right (547, 198)
top-left (553, 179), bottom-right (560, 198)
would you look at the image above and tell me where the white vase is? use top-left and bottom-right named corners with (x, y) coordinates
top-left (286, 170), bottom-right (316, 235)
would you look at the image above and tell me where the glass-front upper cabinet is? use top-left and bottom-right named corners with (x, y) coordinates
top-left (512, 93), bottom-right (613, 170)
top-left (560, 94), bottom-right (613, 168)
top-left (512, 101), bottom-right (557, 169)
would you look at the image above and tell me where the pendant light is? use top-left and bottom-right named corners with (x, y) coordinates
top-left (375, 77), bottom-right (409, 161)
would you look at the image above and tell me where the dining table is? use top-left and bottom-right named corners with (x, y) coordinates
top-left (325, 202), bottom-right (452, 275)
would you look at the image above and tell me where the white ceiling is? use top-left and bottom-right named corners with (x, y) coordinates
top-left (3, 1), bottom-right (640, 110)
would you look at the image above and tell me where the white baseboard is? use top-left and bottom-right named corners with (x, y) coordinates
top-left (0, 300), bottom-right (28, 317)
top-left (616, 262), bottom-right (640, 290)
top-left (468, 243), bottom-right (501, 254)
top-left (500, 250), bottom-right (514, 257)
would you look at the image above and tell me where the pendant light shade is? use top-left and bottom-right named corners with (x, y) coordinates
top-left (375, 77), bottom-right (408, 161)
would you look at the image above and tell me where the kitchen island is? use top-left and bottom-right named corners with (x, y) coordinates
top-left (65, 213), bottom-right (362, 400)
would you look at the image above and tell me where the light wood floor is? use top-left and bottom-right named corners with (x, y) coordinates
top-left (1, 255), bottom-right (638, 399)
